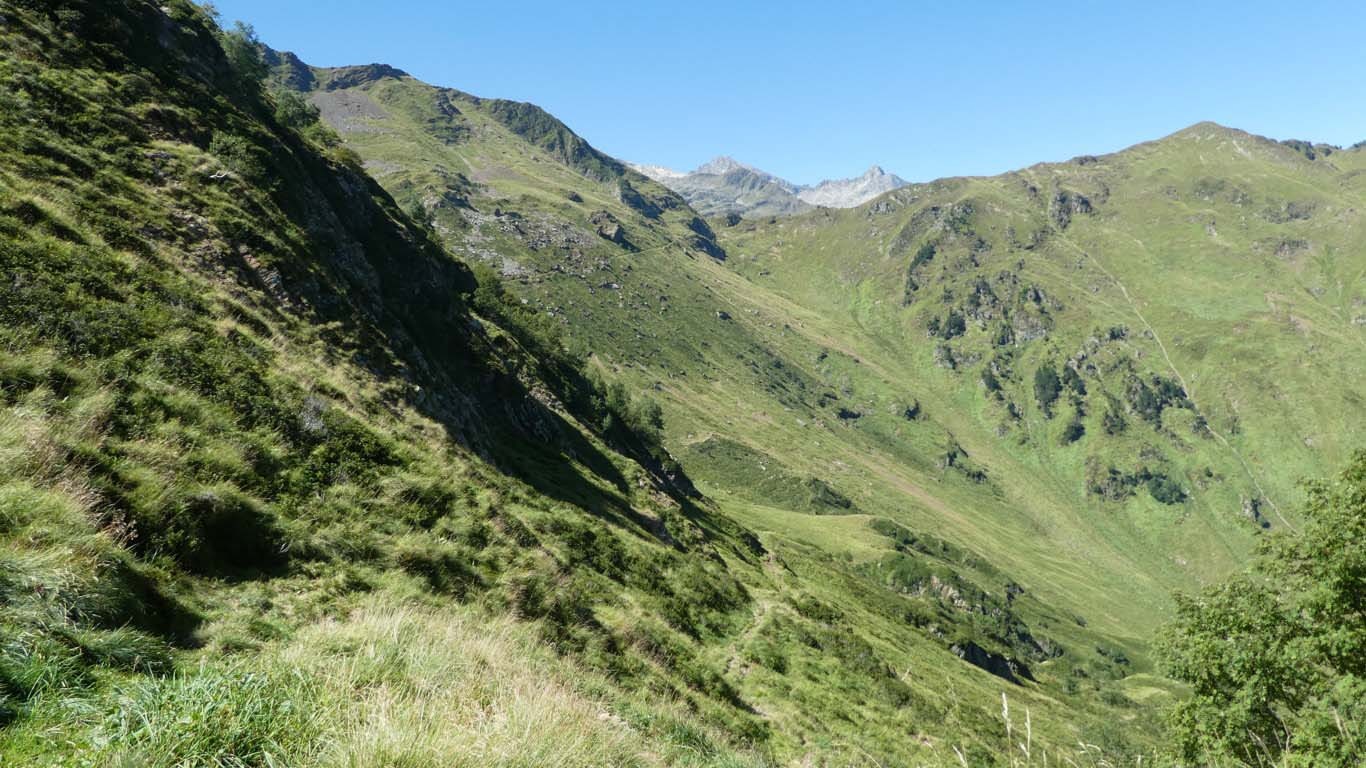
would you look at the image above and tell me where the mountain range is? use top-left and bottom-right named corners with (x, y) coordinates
top-left (1, 3), bottom-right (1361, 767)
top-left (630, 156), bottom-right (908, 217)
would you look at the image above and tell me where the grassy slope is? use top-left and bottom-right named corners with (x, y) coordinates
top-left (271, 54), bottom-right (1366, 765)
top-left (0, 3), bottom-right (772, 765)
top-left (721, 122), bottom-right (1364, 532)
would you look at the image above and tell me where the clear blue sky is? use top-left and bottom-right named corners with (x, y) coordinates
top-left (212, 0), bottom-right (1366, 185)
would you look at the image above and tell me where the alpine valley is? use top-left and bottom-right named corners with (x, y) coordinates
top-left (0, 3), bottom-right (1362, 767)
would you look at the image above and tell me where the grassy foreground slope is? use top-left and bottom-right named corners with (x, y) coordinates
top-left (0, 2), bottom-right (778, 765)
top-left (265, 41), bottom-right (1366, 765)
top-left (0, 2), bottom-right (1176, 766)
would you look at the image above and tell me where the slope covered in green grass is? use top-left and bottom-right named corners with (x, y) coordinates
top-left (0, 2), bottom-right (770, 764)
top-left (3, 1), bottom-right (1362, 765)
top-left (261, 39), bottom-right (1366, 766)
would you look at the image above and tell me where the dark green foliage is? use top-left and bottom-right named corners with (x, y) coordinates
top-left (1061, 364), bottom-right (1086, 395)
top-left (1280, 138), bottom-right (1335, 161)
top-left (1086, 462), bottom-right (1139, 501)
top-left (1085, 462), bottom-right (1185, 505)
top-left (271, 89), bottom-right (320, 129)
top-left (207, 131), bottom-right (268, 181)
top-left (992, 322), bottom-right (1014, 347)
top-left (138, 485), bottom-right (287, 576)
top-left (901, 242), bottom-right (936, 300)
top-left (1102, 403), bottom-right (1127, 435)
top-left (1145, 474), bottom-right (1186, 505)
top-left (220, 22), bottom-right (268, 91)
top-left (1159, 453), bottom-right (1366, 765)
top-left (1033, 363), bottom-right (1061, 417)
top-left (1060, 415), bottom-right (1085, 444)
top-left (939, 309), bottom-right (966, 339)
top-left (909, 242), bottom-right (936, 272)
top-left (1127, 374), bottom-right (1189, 424)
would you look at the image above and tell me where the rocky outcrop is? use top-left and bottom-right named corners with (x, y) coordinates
top-left (951, 641), bottom-right (1034, 684)
top-left (589, 211), bottom-right (626, 244)
top-left (320, 63), bottom-right (409, 91)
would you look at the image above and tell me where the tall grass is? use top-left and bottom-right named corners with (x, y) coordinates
top-left (282, 597), bottom-right (766, 768)
top-left (17, 591), bottom-right (765, 767)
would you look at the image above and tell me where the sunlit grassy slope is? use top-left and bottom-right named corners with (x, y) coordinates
top-left (276, 44), bottom-right (1358, 766)
top-left (3, 0), bottom-right (1359, 764)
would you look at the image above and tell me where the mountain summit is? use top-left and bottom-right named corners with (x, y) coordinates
top-left (693, 155), bottom-right (755, 176)
top-left (630, 157), bottom-right (907, 217)
top-left (797, 164), bottom-right (907, 208)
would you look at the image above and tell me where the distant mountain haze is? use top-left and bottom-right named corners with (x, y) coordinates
top-left (630, 156), bottom-right (907, 217)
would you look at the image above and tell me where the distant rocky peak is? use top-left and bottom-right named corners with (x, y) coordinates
top-left (628, 152), bottom-right (906, 216)
top-left (694, 156), bottom-right (752, 176)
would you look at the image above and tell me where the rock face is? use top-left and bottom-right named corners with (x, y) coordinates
top-left (589, 210), bottom-right (626, 244)
top-left (629, 157), bottom-right (907, 218)
top-left (950, 641), bottom-right (1034, 684)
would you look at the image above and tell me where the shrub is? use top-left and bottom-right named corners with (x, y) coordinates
top-left (1062, 364), bottom-right (1086, 395)
top-left (1033, 363), bottom-right (1061, 417)
top-left (1102, 404), bottom-right (1127, 435)
top-left (208, 132), bottom-right (268, 181)
top-left (1145, 474), bottom-right (1186, 505)
top-left (272, 90), bottom-right (319, 130)
top-left (940, 309), bottom-right (966, 339)
top-left (1158, 452), bottom-right (1366, 766)
top-left (981, 367), bottom-right (1001, 393)
top-left (1060, 415), bottom-right (1085, 444)
top-left (219, 22), bottom-right (268, 91)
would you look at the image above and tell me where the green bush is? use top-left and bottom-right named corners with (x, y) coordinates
top-left (1145, 474), bottom-right (1186, 505)
top-left (220, 22), bottom-right (268, 92)
top-left (1060, 415), bottom-right (1085, 444)
top-left (272, 90), bottom-right (319, 130)
top-left (1033, 363), bottom-right (1061, 417)
top-left (1158, 452), bottom-right (1366, 766)
top-left (208, 132), bottom-right (269, 181)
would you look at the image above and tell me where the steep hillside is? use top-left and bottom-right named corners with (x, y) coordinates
top-left (0, 3), bottom-right (1183, 766)
top-left (6, 2), bottom-right (1359, 765)
top-left (719, 123), bottom-right (1365, 531)
top-left (0, 3), bottom-right (770, 765)
top-left (256, 42), bottom-right (1357, 767)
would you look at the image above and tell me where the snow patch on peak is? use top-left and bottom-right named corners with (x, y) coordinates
top-left (628, 162), bottom-right (687, 181)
